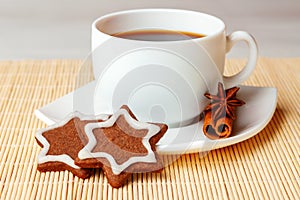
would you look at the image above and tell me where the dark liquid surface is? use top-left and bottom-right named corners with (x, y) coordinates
top-left (112, 30), bottom-right (206, 41)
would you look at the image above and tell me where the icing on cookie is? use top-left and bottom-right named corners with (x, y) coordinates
top-left (36, 111), bottom-right (109, 169)
top-left (78, 108), bottom-right (160, 175)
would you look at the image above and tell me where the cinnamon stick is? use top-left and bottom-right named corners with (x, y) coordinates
top-left (202, 82), bottom-right (245, 140)
top-left (215, 115), bottom-right (233, 138)
top-left (203, 111), bottom-right (233, 140)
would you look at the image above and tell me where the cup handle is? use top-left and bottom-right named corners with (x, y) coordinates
top-left (223, 31), bottom-right (258, 88)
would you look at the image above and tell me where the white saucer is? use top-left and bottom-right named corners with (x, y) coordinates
top-left (35, 81), bottom-right (277, 154)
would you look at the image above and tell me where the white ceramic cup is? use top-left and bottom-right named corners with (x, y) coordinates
top-left (90, 9), bottom-right (258, 127)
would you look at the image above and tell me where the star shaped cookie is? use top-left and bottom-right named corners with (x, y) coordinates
top-left (75, 105), bottom-right (168, 188)
top-left (35, 112), bottom-right (108, 178)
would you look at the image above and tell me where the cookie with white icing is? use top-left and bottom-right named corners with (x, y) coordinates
top-left (75, 105), bottom-right (168, 188)
top-left (35, 112), bottom-right (108, 178)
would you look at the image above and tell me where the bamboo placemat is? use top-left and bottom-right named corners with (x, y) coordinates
top-left (0, 58), bottom-right (299, 199)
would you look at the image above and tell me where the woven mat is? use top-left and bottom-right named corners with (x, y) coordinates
top-left (0, 58), bottom-right (299, 199)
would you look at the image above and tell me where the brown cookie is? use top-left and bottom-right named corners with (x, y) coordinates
top-left (75, 105), bottom-right (168, 188)
top-left (35, 112), bottom-right (108, 179)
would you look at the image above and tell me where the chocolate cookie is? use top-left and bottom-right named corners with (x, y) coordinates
top-left (35, 112), bottom-right (108, 178)
top-left (76, 105), bottom-right (168, 188)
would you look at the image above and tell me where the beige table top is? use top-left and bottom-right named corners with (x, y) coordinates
top-left (0, 58), bottom-right (299, 199)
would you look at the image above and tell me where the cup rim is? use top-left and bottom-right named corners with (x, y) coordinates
top-left (92, 8), bottom-right (226, 43)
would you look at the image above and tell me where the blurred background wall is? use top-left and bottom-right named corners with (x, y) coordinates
top-left (0, 0), bottom-right (299, 59)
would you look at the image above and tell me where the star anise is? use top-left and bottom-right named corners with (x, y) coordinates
top-left (204, 82), bottom-right (245, 121)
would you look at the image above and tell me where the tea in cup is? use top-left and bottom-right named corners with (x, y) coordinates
top-left (90, 9), bottom-right (258, 127)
